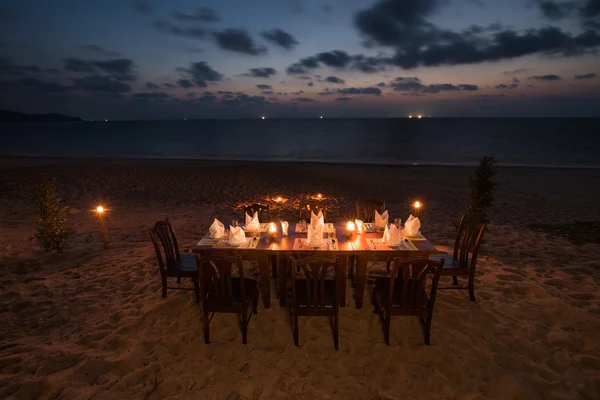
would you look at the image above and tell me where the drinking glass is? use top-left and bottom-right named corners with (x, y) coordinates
top-left (232, 219), bottom-right (239, 228)
top-left (222, 229), bottom-right (229, 243)
top-left (394, 218), bottom-right (402, 229)
top-left (300, 219), bottom-right (307, 232)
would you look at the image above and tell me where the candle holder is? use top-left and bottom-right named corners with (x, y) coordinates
top-left (268, 222), bottom-right (277, 240)
top-left (281, 221), bottom-right (289, 236)
top-left (96, 205), bottom-right (110, 249)
top-left (346, 221), bottom-right (355, 238)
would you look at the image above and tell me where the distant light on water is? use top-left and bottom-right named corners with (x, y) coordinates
top-left (409, 115), bottom-right (412, 119)
top-left (261, 116), bottom-right (265, 120)
top-left (320, 116), bottom-right (323, 119)
top-left (105, 119), bottom-right (108, 122)
top-left (418, 115), bottom-right (422, 119)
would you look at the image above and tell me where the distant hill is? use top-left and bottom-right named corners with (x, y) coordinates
top-left (0, 110), bottom-right (83, 122)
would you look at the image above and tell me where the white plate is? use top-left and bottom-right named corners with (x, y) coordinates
top-left (228, 240), bottom-right (245, 247)
top-left (383, 241), bottom-right (401, 247)
top-left (209, 234), bottom-right (222, 240)
top-left (305, 240), bottom-right (323, 248)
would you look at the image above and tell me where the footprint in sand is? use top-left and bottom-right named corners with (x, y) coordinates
top-left (496, 274), bottom-right (525, 282)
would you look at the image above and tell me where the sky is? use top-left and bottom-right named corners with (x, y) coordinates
top-left (0, 0), bottom-right (599, 119)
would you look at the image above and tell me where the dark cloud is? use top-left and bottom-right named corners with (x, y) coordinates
top-left (295, 97), bottom-right (316, 102)
top-left (535, 1), bottom-right (577, 21)
top-left (513, 77), bottom-right (520, 83)
top-left (325, 76), bottom-right (345, 84)
top-left (286, 51), bottom-right (387, 74)
top-left (81, 45), bottom-right (122, 58)
top-left (173, 7), bottom-right (220, 22)
top-left (132, 92), bottom-right (170, 99)
top-left (261, 90), bottom-right (274, 94)
top-left (63, 58), bottom-right (96, 73)
top-left (132, 0), bottom-right (153, 14)
top-left (164, 83), bottom-right (174, 88)
top-left (73, 75), bottom-right (132, 93)
top-left (318, 89), bottom-right (336, 95)
top-left (503, 68), bottom-right (534, 75)
top-left (495, 83), bottom-right (519, 89)
top-left (213, 29), bottom-right (266, 55)
top-left (307, 81), bottom-right (314, 86)
top-left (353, 0), bottom-right (600, 69)
top-left (296, 75), bottom-right (312, 80)
top-left (574, 72), bottom-right (597, 79)
top-left (222, 93), bottom-right (269, 106)
top-left (154, 20), bottom-right (207, 39)
top-left (256, 84), bottom-right (272, 89)
top-left (530, 74), bottom-right (562, 80)
top-left (317, 50), bottom-right (352, 68)
top-left (178, 79), bottom-right (193, 88)
top-left (376, 82), bottom-right (386, 87)
top-left (8, 78), bottom-right (73, 94)
top-left (243, 67), bottom-right (277, 78)
top-left (336, 97), bottom-right (352, 101)
top-left (0, 56), bottom-right (60, 76)
top-left (176, 61), bottom-right (223, 87)
top-left (63, 57), bottom-right (137, 81)
top-left (145, 81), bottom-right (159, 89)
top-left (390, 76), bottom-right (479, 93)
top-left (261, 29), bottom-right (299, 49)
top-left (338, 87), bottom-right (382, 96)
top-left (402, 92), bottom-right (425, 96)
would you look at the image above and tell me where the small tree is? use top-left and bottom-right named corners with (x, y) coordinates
top-left (465, 156), bottom-right (497, 224)
top-left (34, 174), bottom-right (75, 252)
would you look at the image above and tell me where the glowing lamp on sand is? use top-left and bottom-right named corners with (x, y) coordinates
top-left (346, 221), bottom-right (356, 238)
top-left (317, 193), bottom-right (322, 199)
top-left (96, 206), bottom-right (104, 213)
top-left (418, 115), bottom-right (422, 119)
top-left (275, 196), bottom-right (283, 203)
top-left (95, 205), bottom-right (109, 249)
top-left (413, 200), bottom-right (422, 216)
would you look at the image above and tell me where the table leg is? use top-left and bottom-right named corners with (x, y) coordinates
top-left (258, 254), bottom-right (271, 308)
top-left (338, 256), bottom-right (348, 307)
top-left (278, 254), bottom-right (288, 307)
top-left (355, 255), bottom-right (368, 308)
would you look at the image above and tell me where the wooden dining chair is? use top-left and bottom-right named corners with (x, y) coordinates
top-left (356, 199), bottom-right (386, 222)
top-left (290, 256), bottom-right (341, 349)
top-left (299, 202), bottom-right (326, 222)
top-left (149, 218), bottom-right (199, 300)
top-left (372, 257), bottom-right (445, 345)
top-left (429, 215), bottom-right (486, 301)
top-left (196, 254), bottom-right (259, 344)
top-left (243, 203), bottom-right (270, 222)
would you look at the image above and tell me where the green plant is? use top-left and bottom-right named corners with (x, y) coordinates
top-left (465, 156), bottom-right (497, 224)
top-left (34, 174), bottom-right (75, 252)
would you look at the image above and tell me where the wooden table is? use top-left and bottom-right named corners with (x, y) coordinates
top-left (192, 222), bottom-right (438, 309)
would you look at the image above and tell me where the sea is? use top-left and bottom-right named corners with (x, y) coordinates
top-left (2, 118), bottom-right (600, 168)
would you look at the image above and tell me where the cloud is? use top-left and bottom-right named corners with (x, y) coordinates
top-left (535, 0), bottom-right (577, 21)
top-left (261, 29), bottom-right (299, 50)
top-left (257, 84), bottom-right (272, 89)
top-left (261, 90), bottom-right (274, 94)
top-left (145, 81), bottom-right (159, 89)
top-left (574, 72), bottom-right (597, 79)
top-left (81, 45), bottom-right (122, 58)
top-left (173, 7), bottom-right (220, 22)
top-left (495, 83), bottom-right (519, 89)
top-left (295, 75), bottom-right (312, 80)
top-left (243, 67), bottom-right (277, 78)
top-left (353, 0), bottom-right (600, 69)
top-left (376, 82), bottom-right (386, 87)
top-left (338, 87), bottom-right (382, 96)
top-left (222, 93), bottom-right (270, 106)
top-left (176, 61), bottom-right (223, 87)
top-left (63, 58), bottom-right (96, 73)
top-left (317, 50), bottom-right (352, 68)
top-left (132, 0), bottom-right (153, 14)
top-left (325, 76), bottom-right (345, 84)
top-left (73, 75), bottom-right (132, 93)
top-left (63, 57), bottom-right (137, 81)
top-left (154, 20), bottom-right (207, 39)
top-left (307, 81), bottom-right (314, 86)
top-left (178, 79), bottom-right (193, 88)
top-left (295, 97), bottom-right (316, 102)
top-left (213, 29), bottom-right (266, 55)
top-left (513, 77), bottom-right (520, 83)
top-left (529, 74), bottom-right (562, 80)
top-left (0, 56), bottom-right (60, 76)
top-left (389, 76), bottom-right (479, 93)
top-left (503, 68), bottom-right (534, 75)
top-left (335, 97), bottom-right (352, 101)
top-left (286, 50), bottom-right (388, 74)
top-left (9, 78), bottom-right (73, 93)
top-left (132, 92), bottom-right (170, 99)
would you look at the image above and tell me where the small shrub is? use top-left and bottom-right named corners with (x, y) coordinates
top-left (465, 156), bottom-right (497, 224)
top-left (34, 174), bottom-right (75, 252)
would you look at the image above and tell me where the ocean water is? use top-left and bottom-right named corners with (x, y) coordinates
top-left (2, 118), bottom-right (599, 167)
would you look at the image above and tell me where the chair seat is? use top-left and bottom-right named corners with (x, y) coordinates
top-left (374, 277), bottom-right (429, 308)
top-left (206, 277), bottom-right (258, 305)
top-left (429, 254), bottom-right (472, 274)
top-left (294, 279), bottom-right (337, 307)
top-left (167, 253), bottom-right (197, 273)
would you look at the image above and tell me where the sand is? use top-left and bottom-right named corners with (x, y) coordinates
top-left (0, 157), bottom-right (599, 399)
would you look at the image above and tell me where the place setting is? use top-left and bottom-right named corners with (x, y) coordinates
top-left (196, 218), bottom-right (261, 249)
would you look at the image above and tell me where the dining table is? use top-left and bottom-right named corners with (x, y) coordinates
top-left (192, 221), bottom-right (438, 308)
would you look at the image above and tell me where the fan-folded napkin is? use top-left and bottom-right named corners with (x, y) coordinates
top-left (375, 210), bottom-right (389, 228)
top-left (209, 218), bottom-right (224, 238)
top-left (229, 226), bottom-right (246, 245)
top-left (404, 214), bottom-right (421, 236)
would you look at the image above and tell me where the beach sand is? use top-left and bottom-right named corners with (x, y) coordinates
top-left (0, 157), bottom-right (599, 399)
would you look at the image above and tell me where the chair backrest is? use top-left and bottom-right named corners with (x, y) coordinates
top-left (290, 256), bottom-right (340, 313)
top-left (243, 203), bottom-right (270, 222)
top-left (356, 199), bottom-right (386, 222)
top-left (388, 257), bottom-right (444, 311)
top-left (149, 218), bottom-right (180, 271)
top-left (196, 254), bottom-right (245, 306)
top-left (299, 203), bottom-right (326, 222)
top-left (454, 216), bottom-right (486, 269)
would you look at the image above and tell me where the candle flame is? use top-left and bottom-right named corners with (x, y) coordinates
top-left (414, 201), bottom-right (421, 209)
top-left (317, 193), bottom-right (322, 199)
top-left (96, 206), bottom-right (104, 213)
top-left (269, 222), bottom-right (277, 232)
top-left (346, 221), bottom-right (355, 231)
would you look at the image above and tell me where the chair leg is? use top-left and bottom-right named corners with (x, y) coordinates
top-left (293, 308), bottom-right (299, 347)
top-left (193, 277), bottom-right (200, 302)
top-left (252, 290), bottom-right (259, 314)
top-left (334, 306), bottom-right (339, 350)
top-left (177, 277), bottom-right (182, 284)
top-left (384, 311), bottom-right (391, 345)
top-left (386, 261), bottom-right (391, 273)
top-left (203, 311), bottom-right (210, 344)
top-left (241, 312), bottom-right (248, 344)
top-left (424, 316), bottom-right (432, 345)
top-left (271, 255), bottom-right (278, 279)
top-left (452, 275), bottom-right (459, 285)
top-left (468, 276), bottom-right (476, 302)
top-left (161, 275), bottom-right (167, 298)
top-left (348, 256), bottom-right (355, 280)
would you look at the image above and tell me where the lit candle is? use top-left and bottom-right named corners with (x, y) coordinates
top-left (346, 221), bottom-right (355, 237)
top-left (281, 221), bottom-right (289, 236)
top-left (96, 205), bottom-right (109, 249)
top-left (269, 222), bottom-right (277, 239)
top-left (413, 200), bottom-right (422, 216)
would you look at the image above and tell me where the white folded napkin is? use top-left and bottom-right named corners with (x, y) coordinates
top-left (281, 221), bottom-right (289, 236)
top-left (405, 214), bottom-right (421, 236)
top-left (228, 226), bottom-right (246, 245)
top-left (307, 222), bottom-right (324, 246)
top-left (209, 218), bottom-right (224, 238)
top-left (245, 211), bottom-right (260, 231)
top-left (311, 210), bottom-right (324, 226)
top-left (355, 219), bottom-right (364, 233)
top-left (383, 224), bottom-right (400, 245)
top-left (375, 210), bottom-right (389, 228)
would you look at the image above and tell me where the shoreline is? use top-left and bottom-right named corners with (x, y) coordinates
top-left (1, 155), bottom-right (599, 170)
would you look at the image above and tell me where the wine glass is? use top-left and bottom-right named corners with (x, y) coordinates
top-left (232, 219), bottom-right (239, 228)
top-left (394, 218), bottom-right (402, 229)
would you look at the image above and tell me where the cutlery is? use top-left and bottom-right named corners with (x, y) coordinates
top-left (299, 239), bottom-right (303, 248)
top-left (331, 238), bottom-right (336, 250)
top-left (370, 239), bottom-right (376, 249)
